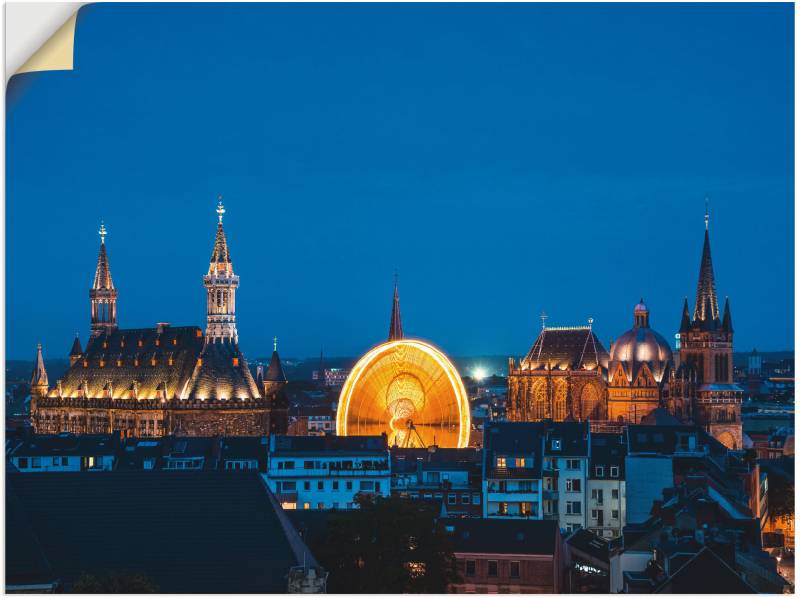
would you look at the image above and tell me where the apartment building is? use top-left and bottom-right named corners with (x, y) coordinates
top-left (265, 435), bottom-right (390, 510)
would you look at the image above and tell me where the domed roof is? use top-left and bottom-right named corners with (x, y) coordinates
top-left (610, 301), bottom-right (673, 383)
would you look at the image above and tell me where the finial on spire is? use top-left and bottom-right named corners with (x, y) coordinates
top-left (704, 197), bottom-right (709, 230)
top-left (587, 317), bottom-right (593, 329)
top-left (540, 311), bottom-right (548, 330)
top-left (99, 221), bottom-right (107, 244)
top-left (216, 196), bottom-right (225, 224)
top-left (273, 336), bottom-right (278, 352)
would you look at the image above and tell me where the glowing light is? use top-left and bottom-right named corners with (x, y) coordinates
top-left (337, 339), bottom-right (471, 448)
top-left (472, 367), bottom-right (488, 381)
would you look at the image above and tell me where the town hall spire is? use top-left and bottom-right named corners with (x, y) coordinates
top-left (204, 198), bottom-right (239, 343)
top-left (388, 274), bottom-right (404, 341)
top-left (90, 221), bottom-right (118, 336)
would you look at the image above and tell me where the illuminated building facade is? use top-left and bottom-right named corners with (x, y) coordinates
top-left (507, 321), bottom-right (609, 423)
top-left (607, 301), bottom-right (673, 423)
top-left (336, 281), bottom-right (471, 448)
top-left (31, 201), bottom-right (287, 437)
top-left (669, 211), bottom-right (743, 449)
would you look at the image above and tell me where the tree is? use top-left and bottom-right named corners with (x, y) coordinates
top-left (306, 494), bottom-right (460, 593)
top-left (69, 571), bottom-right (159, 593)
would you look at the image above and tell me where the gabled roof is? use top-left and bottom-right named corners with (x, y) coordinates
top-left (654, 546), bottom-right (756, 593)
top-left (521, 326), bottom-right (609, 371)
top-left (6, 471), bottom-right (309, 593)
top-left (543, 420), bottom-right (590, 457)
top-left (442, 517), bottom-right (559, 556)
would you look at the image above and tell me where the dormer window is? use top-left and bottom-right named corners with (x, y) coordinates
top-left (99, 360), bottom-right (105, 368)
top-left (83, 360), bottom-right (88, 368)
top-left (138, 339), bottom-right (144, 347)
top-left (172, 338), bottom-right (178, 346)
top-left (551, 439), bottom-right (562, 451)
top-left (232, 357), bottom-right (239, 367)
top-left (117, 359), bottom-right (123, 367)
top-left (195, 330), bottom-right (202, 338)
top-left (595, 466), bottom-right (604, 477)
top-left (610, 466), bottom-right (619, 478)
top-left (155, 338), bottom-right (160, 346)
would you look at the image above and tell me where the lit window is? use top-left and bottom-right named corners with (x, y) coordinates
top-left (303, 503), bottom-right (310, 510)
top-left (496, 456), bottom-right (507, 468)
top-left (551, 439), bottom-right (562, 451)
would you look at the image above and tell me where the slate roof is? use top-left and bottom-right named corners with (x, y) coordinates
top-left (521, 327), bottom-right (609, 371)
top-left (654, 546), bottom-right (756, 593)
top-left (48, 326), bottom-right (204, 400)
top-left (265, 349), bottom-right (287, 383)
top-left (483, 422), bottom-right (545, 478)
top-left (590, 432), bottom-right (627, 476)
top-left (6, 486), bottom-right (57, 589)
top-left (92, 242), bottom-right (114, 291)
top-left (627, 424), bottom-right (701, 455)
top-left (270, 434), bottom-right (388, 454)
top-left (442, 517), bottom-right (559, 556)
top-left (183, 340), bottom-right (261, 400)
top-left (11, 433), bottom-right (118, 458)
top-left (542, 420), bottom-right (590, 457)
top-left (6, 471), bottom-right (306, 593)
top-left (567, 528), bottom-right (610, 564)
top-left (391, 447), bottom-right (482, 473)
top-left (220, 436), bottom-right (268, 464)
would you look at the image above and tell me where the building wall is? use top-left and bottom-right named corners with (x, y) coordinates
top-left (451, 553), bottom-right (559, 594)
top-left (587, 478), bottom-right (626, 538)
top-left (624, 455), bottom-right (674, 524)
top-left (12, 454), bottom-right (114, 472)
top-left (555, 456), bottom-right (588, 532)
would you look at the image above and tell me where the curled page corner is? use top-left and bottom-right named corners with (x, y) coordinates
top-left (7, 3), bottom-right (85, 81)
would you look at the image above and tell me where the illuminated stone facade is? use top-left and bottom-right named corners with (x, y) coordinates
top-left (507, 324), bottom-right (609, 422)
top-left (668, 214), bottom-right (742, 449)
top-left (31, 202), bottom-right (287, 437)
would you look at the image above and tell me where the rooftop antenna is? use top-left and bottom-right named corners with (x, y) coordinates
top-left (540, 310), bottom-right (548, 330)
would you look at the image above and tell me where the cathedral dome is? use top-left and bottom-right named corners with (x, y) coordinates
top-left (610, 300), bottom-right (673, 382)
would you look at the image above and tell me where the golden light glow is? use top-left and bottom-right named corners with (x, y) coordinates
top-left (337, 339), bottom-right (471, 448)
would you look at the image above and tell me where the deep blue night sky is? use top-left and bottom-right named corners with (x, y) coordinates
top-left (7, 3), bottom-right (794, 361)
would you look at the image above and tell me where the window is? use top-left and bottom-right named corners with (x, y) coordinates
top-left (18, 457), bottom-right (28, 468)
top-left (318, 481), bottom-right (324, 490)
top-left (346, 481), bottom-right (353, 491)
top-left (448, 493), bottom-right (457, 505)
top-left (595, 466), bottom-right (604, 477)
top-left (488, 560), bottom-right (498, 577)
top-left (426, 472), bottom-right (440, 484)
top-left (566, 479), bottom-right (581, 492)
top-left (61, 457), bottom-right (68, 466)
top-left (612, 510), bottom-right (619, 520)
top-left (551, 439), bottom-right (562, 450)
top-left (32, 457), bottom-right (41, 468)
top-left (610, 466), bottom-right (619, 478)
top-left (566, 459), bottom-right (580, 470)
top-left (567, 501), bottom-right (582, 515)
top-left (472, 494), bottom-right (480, 505)
top-left (333, 481), bottom-right (339, 491)
top-left (612, 489), bottom-right (619, 500)
top-left (592, 489), bottom-right (604, 505)
top-left (496, 456), bottom-right (507, 468)
top-left (283, 461), bottom-right (295, 470)
top-left (317, 502), bottom-right (325, 509)
top-left (515, 457), bottom-right (527, 468)
top-left (521, 502), bottom-right (532, 516)
top-left (510, 561), bottom-right (520, 579)
top-left (465, 560), bottom-right (476, 577)
top-left (498, 502), bottom-right (508, 515)
top-left (280, 481), bottom-right (296, 491)
top-left (304, 460), bottom-right (315, 469)
top-left (52, 457), bottom-right (59, 466)
top-left (359, 481), bottom-right (374, 492)
top-left (304, 481), bottom-right (310, 491)
top-left (462, 494), bottom-right (470, 505)
top-left (303, 502), bottom-right (310, 510)
top-left (592, 509), bottom-right (599, 519)
top-left (332, 502), bottom-right (339, 509)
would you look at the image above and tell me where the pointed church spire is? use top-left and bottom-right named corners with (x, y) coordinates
top-left (70, 334), bottom-right (82, 357)
top-left (679, 297), bottom-right (691, 333)
top-left (388, 274), bottom-right (404, 341)
top-left (90, 222), bottom-right (118, 337)
top-left (722, 297), bottom-right (733, 333)
top-left (30, 343), bottom-right (48, 389)
top-left (692, 207), bottom-right (720, 323)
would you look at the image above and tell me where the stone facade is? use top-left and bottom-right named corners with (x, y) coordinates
top-left (31, 203), bottom-right (287, 438)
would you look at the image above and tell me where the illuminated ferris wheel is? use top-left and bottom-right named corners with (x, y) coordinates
top-left (336, 339), bottom-right (471, 448)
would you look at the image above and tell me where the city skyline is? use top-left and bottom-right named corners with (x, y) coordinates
top-left (7, 3), bottom-right (793, 360)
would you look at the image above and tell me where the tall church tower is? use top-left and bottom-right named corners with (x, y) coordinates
top-left (388, 275), bottom-right (404, 341)
top-left (676, 208), bottom-right (742, 449)
top-left (90, 223), bottom-right (118, 337)
top-left (204, 199), bottom-right (239, 343)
